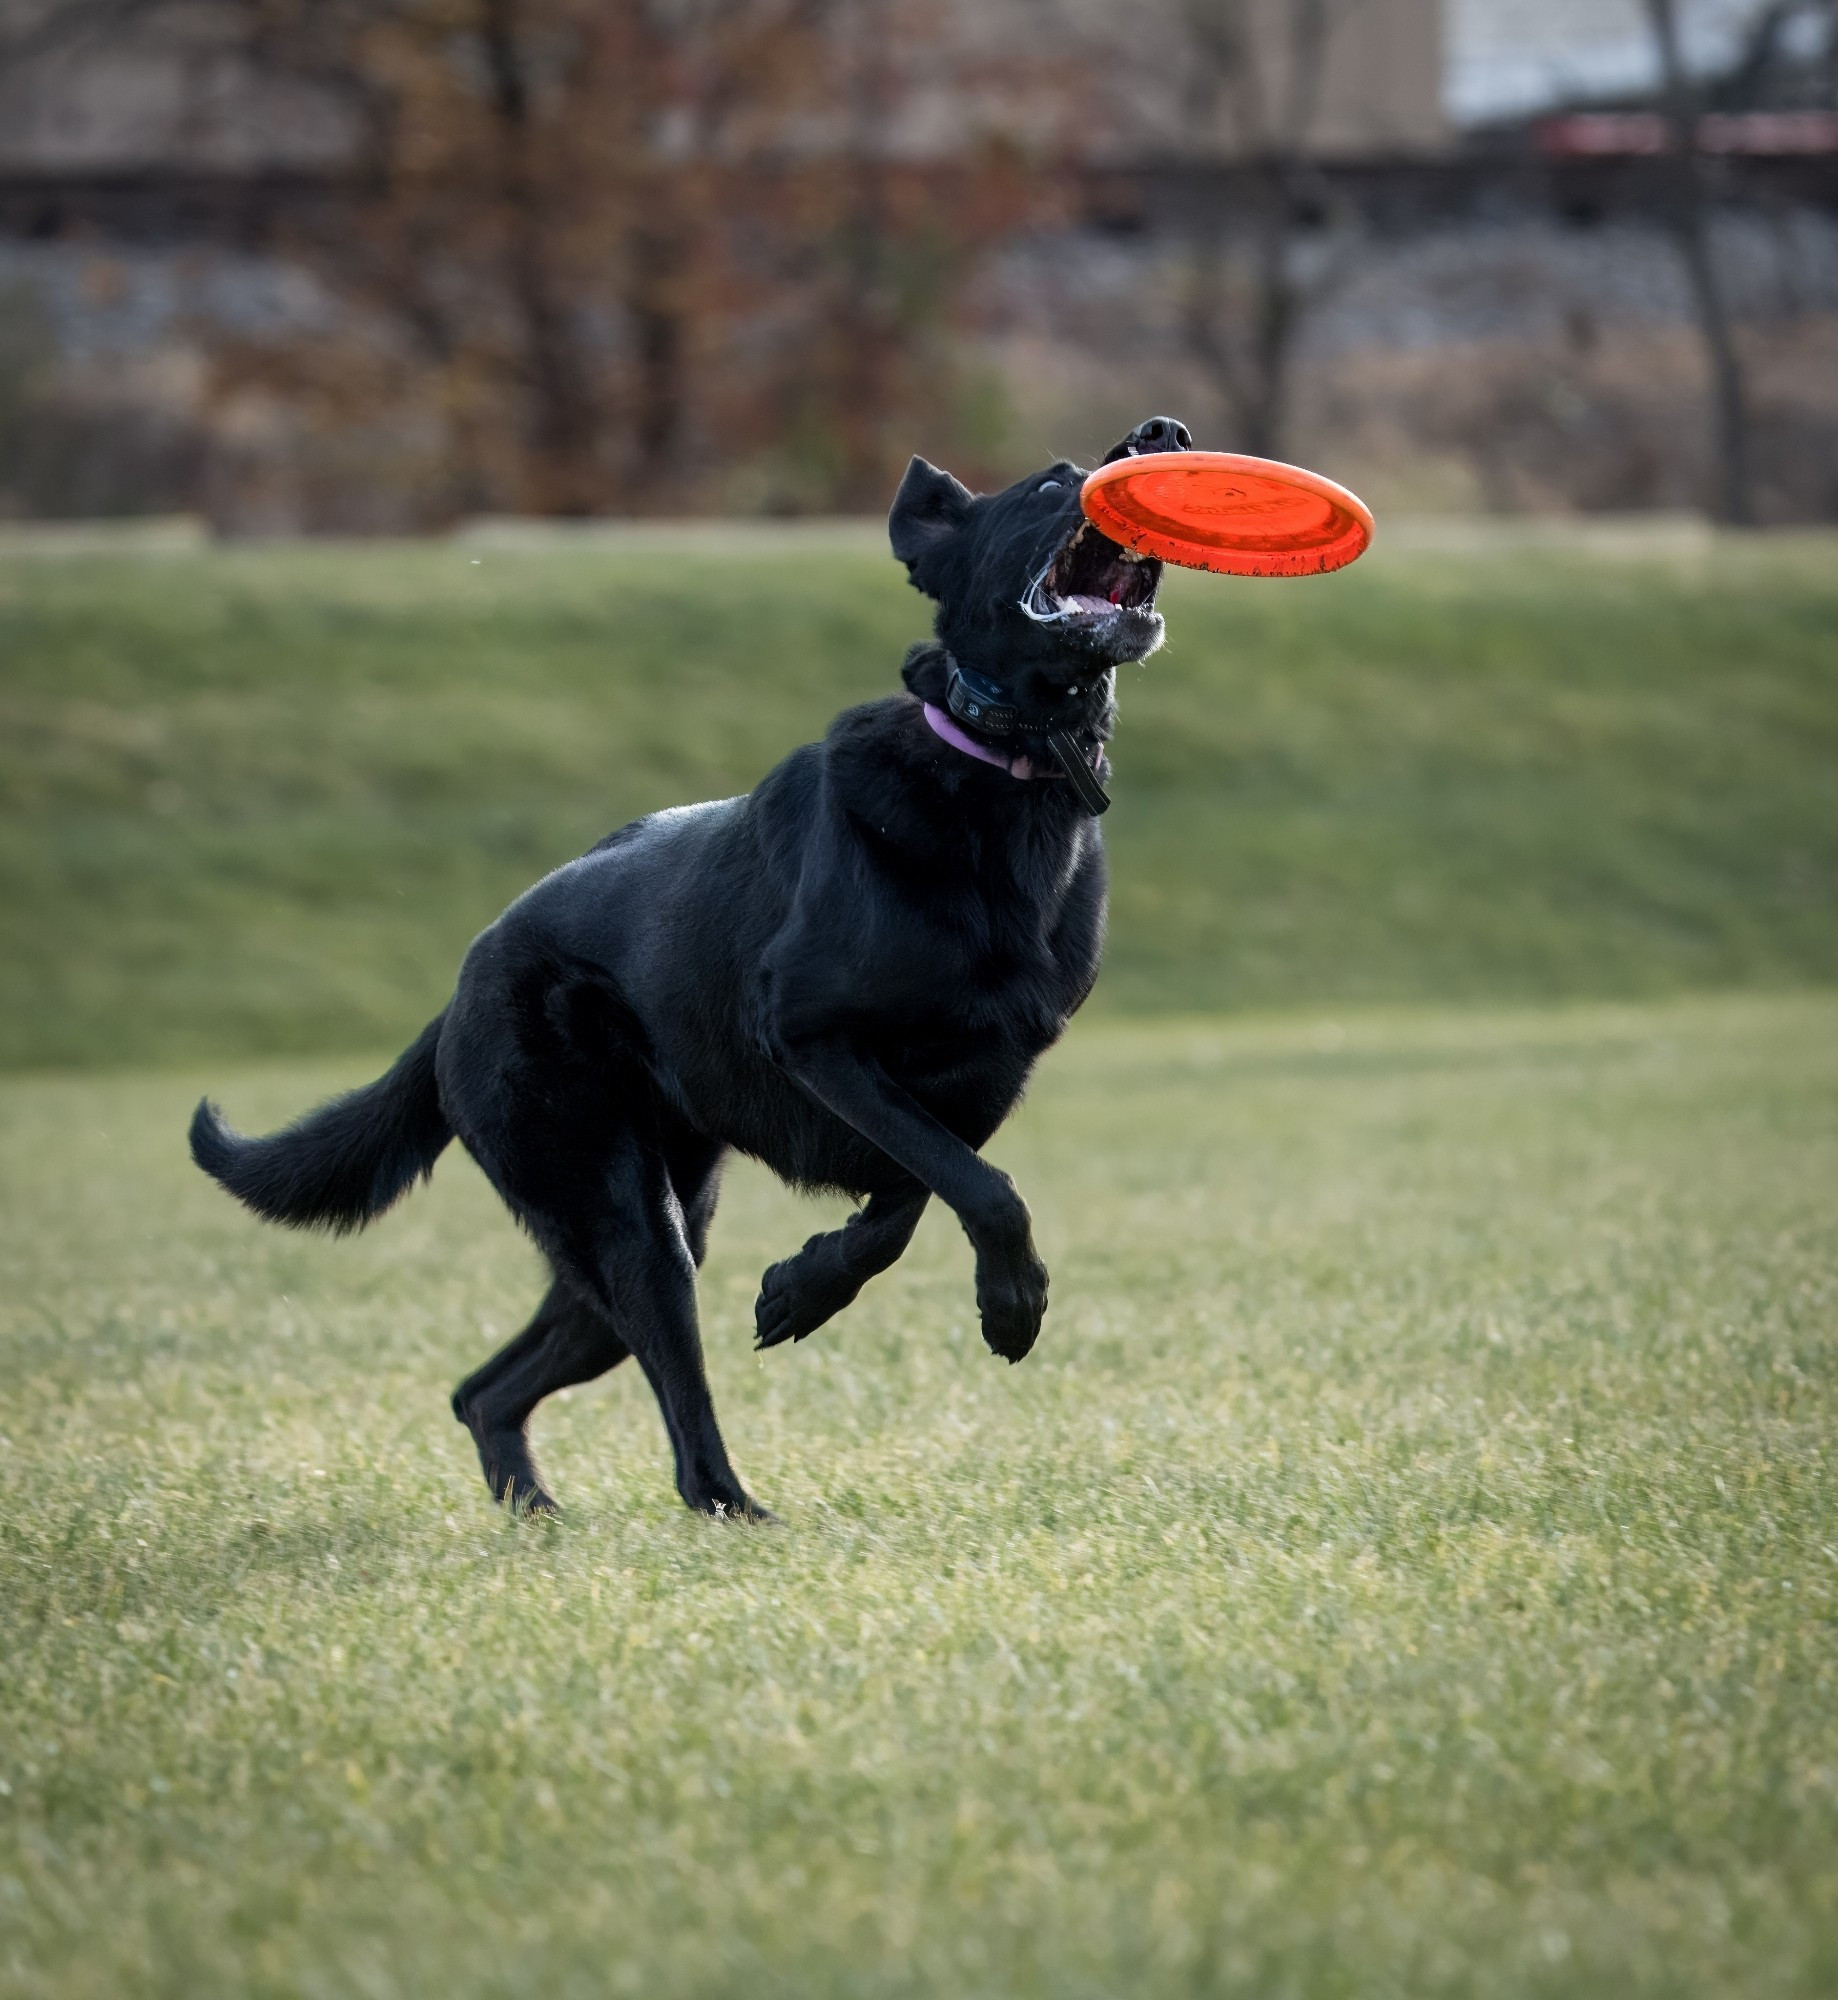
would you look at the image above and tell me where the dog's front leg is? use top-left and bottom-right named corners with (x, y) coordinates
top-left (754, 1179), bottom-right (929, 1350)
top-left (773, 1037), bottom-right (1047, 1362)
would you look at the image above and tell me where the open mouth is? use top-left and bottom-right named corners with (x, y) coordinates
top-left (1020, 519), bottom-right (1161, 625)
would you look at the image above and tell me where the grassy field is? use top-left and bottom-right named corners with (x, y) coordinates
top-left (2, 529), bottom-right (1835, 1069)
top-left (3, 527), bottom-right (1836, 1995)
top-left (2, 992), bottom-right (1835, 1997)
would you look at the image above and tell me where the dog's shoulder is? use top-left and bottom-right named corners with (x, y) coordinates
top-left (822, 692), bottom-right (930, 776)
top-left (816, 692), bottom-right (990, 859)
top-left (705, 692), bottom-right (932, 854)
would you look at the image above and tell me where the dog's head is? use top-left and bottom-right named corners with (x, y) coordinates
top-left (888, 417), bottom-right (1191, 702)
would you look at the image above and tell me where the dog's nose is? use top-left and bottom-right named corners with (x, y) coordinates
top-left (1102, 415), bottom-right (1194, 463)
top-left (1135, 416), bottom-right (1192, 452)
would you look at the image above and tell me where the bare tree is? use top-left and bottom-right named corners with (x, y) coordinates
top-left (228, 0), bottom-right (834, 514)
top-left (0, 0), bottom-right (1059, 520)
top-left (1643, 0), bottom-right (1754, 524)
top-left (1645, 0), bottom-right (1838, 521)
top-left (1177, 0), bottom-right (1363, 460)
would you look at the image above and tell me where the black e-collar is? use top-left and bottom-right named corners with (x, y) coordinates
top-left (944, 658), bottom-right (1112, 816)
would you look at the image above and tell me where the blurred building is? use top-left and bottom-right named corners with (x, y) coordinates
top-left (0, 4), bottom-right (352, 175)
top-left (0, 0), bottom-right (1833, 527)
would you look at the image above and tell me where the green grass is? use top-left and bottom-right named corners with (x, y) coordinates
top-left (4, 529), bottom-right (1836, 1992)
top-left (3, 993), bottom-right (1836, 1997)
top-left (2, 530), bottom-right (1835, 1071)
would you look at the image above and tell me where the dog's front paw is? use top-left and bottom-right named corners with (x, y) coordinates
top-left (754, 1234), bottom-right (862, 1349)
top-left (976, 1244), bottom-right (1048, 1363)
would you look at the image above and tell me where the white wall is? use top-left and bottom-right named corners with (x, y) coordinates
top-left (1446, 0), bottom-right (1814, 125)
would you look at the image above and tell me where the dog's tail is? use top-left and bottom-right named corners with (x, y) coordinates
top-left (189, 1012), bottom-right (453, 1234)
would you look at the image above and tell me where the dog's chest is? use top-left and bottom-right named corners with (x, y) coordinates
top-left (875, 865), bottom-right (1104, 1060)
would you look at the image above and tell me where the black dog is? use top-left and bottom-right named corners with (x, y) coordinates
top-left (190, 416), bottom-right (1192, 1519)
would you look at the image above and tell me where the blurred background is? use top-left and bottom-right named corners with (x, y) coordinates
top-left (1, 0), bottom-right (1835, 532)
top-left (2, 0), bottom-right (1835, 1078)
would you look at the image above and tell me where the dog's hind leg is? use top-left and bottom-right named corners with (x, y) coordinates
top-left (754, 1178), bottom-right (929, 1349)
top-left (465, 1122), bottom-right (763, 1519)
top-left (452, 1277), bottom-right (628, 1514)
top-left (442, 955), bottom-right (757, 1517)
top-left (536, 1124), bottom-right (764, 1519)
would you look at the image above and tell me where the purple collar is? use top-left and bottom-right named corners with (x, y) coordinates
top-left (921, 667), bottom-right (1112, 816)
top-left (922, 701), bottom-right (1044, 779)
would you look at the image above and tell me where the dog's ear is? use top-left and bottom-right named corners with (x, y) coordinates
top-left (888, 456), bottom-right (974, 593)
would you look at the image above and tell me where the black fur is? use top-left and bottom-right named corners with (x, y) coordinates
top-left (189, 1013), bottom-right (452, 1234)
top-left (190, 418), bottom-right (1191, 1519)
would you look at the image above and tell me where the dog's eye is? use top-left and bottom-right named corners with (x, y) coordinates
top-left (1037, 480), bottom-right (1063, 493)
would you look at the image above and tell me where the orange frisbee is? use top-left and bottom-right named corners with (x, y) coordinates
top-left (1080, 450), bottom-right (1373, 577)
